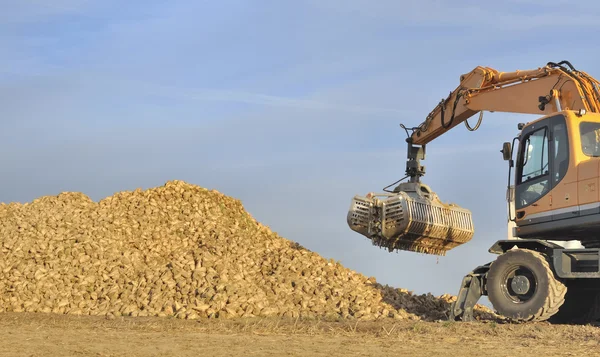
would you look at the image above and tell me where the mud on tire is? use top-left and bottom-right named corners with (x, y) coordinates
top-left (486, 249), bottom-right (567, 322)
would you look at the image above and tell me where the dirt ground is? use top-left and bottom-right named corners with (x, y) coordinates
top-left (2, 313), bottom-right (600, 357)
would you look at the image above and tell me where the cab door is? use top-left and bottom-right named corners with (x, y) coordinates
top-left (549, 115), bottom-right (579, 220)
top-left (514, 117), bottom-right (556, 225)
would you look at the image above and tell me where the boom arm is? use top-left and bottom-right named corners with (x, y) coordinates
top-left (409, 61), bottom-right (600, 146)
top-left (403, 61), bottom-right (600, 181)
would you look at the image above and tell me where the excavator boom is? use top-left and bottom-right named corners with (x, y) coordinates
top-left (410, 61), bottom-right (600, 146)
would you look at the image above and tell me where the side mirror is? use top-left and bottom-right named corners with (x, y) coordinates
top-left (501, 142), bottom-right (512, 161)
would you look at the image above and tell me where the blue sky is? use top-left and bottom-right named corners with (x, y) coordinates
top-left (3, 0), bottom-right (600, 300)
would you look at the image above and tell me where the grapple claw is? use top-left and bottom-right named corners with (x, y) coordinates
top-left (347, 182), bottom-right (474, 256)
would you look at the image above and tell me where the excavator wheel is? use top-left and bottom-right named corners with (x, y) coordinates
top-left (486, 249), bottom-right (566, 322)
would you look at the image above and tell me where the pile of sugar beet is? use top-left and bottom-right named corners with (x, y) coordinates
top-left (0, 180), bottom-right (493, 321)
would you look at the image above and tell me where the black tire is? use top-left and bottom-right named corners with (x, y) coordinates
top-left (486, 249), bottom-right (566, 322)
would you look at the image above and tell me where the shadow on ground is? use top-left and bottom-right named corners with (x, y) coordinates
top-left (373, 283), bottom-right (498, 321)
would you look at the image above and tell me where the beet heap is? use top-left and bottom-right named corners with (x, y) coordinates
top-left (0, 180), bottom-right (494, 321)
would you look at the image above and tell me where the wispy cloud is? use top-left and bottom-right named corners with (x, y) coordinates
top-left (138, 82), bottom-right (411, 116)
top-left (309, 0), bottom-right (600, 31)
top-left (0, 1), bottom-right (94, 24)
top-left (1, 70), bottom-right (416, 131)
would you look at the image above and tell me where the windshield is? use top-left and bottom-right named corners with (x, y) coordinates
top-left (520, 127), bottom-right (548, 183)
top-left (580, 122), bottom-right (600, 157)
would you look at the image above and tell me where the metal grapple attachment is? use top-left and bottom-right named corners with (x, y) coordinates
top-left (347, 182), bottom-right (474, 256)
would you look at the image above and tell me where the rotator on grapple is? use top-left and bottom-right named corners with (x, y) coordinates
top-left (348, 61), bottom-right (600, 323)
top-left (347, 138), bottom-right (474, 256)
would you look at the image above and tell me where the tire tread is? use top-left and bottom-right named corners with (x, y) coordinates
top-left (488, 249), bottom-right (566, 322)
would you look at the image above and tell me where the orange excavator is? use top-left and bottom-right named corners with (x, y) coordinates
top-left (347, 60), bottom-right (600, 323)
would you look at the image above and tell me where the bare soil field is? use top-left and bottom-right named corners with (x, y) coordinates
top-left (2, 312), bottom-right (600, 357)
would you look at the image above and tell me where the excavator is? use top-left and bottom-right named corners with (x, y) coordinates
top-left (347, 60), bottom-right (600, 323)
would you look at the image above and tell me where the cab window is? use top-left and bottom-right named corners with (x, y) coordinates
top-left (552, 120), bottom-right (568, 184)
top-left (519, 128), bottom-right (549, 183)
top-left (580, 122), bottom-right (600, 157)
top-left (515, 127), bottom-right (549, 209)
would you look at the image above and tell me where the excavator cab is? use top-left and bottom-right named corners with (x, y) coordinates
top-left (511, 110), bottom-right (600, 245)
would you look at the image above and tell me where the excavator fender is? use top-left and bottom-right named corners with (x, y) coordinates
top-left (488, 239), bottom-right (562, 256)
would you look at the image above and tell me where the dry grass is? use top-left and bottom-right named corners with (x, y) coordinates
top-left (2, 312), bottom-right (600, 357)
top-left (2, 311), bottom-right (599, 340)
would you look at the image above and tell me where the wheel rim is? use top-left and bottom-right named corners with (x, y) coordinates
top-left (500, 264), bottom-right (538, 303)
